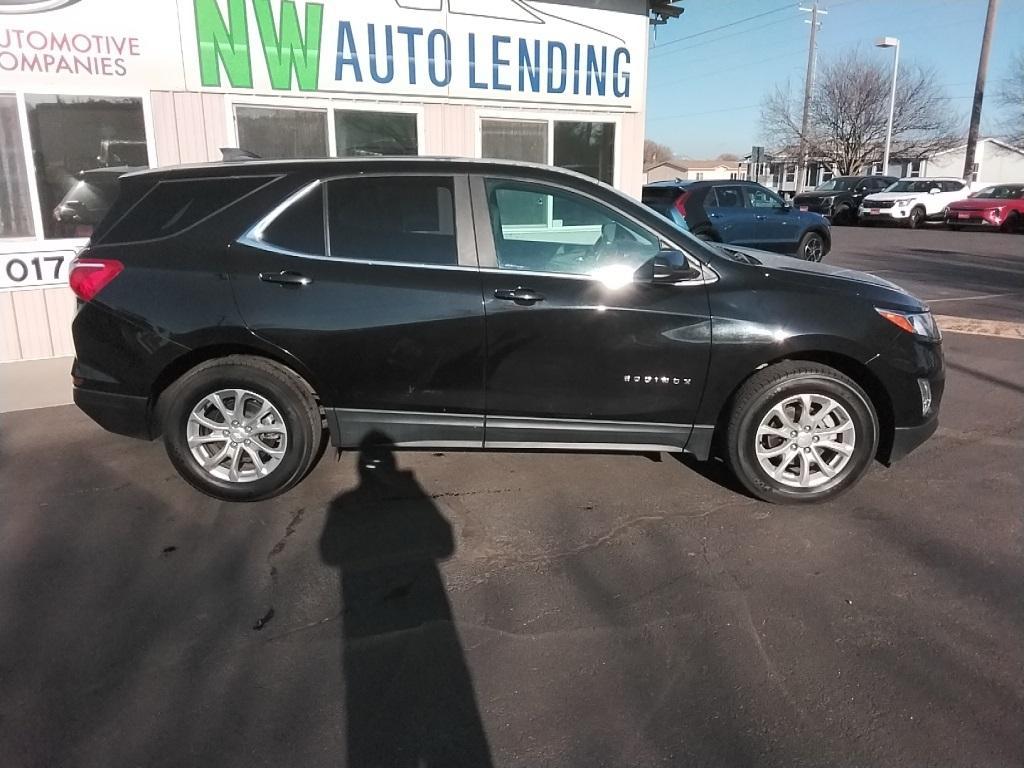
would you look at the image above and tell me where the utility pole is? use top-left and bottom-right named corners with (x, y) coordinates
top-left (963, 0), bottom-right (999, 184)
top-left (796, 3), bottom-right (826, 194)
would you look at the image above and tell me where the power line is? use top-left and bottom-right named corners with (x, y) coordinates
top-left (649, 14), bottom-right (798, 60)
top-left (650, 49), bottom-right (804, 88)
top-left (650, 4), bottom-right (792, 52)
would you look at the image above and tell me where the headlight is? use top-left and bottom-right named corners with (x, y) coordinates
top-left (895, 198), bottom-right (913, 207)
top-left (876, 308), bottom-right (941, 340)
top-left (821, 196), bottom-right (835, 208)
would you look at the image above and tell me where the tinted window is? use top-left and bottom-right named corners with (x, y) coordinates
top-left (711, 186), bottom-right (745, 208)
top-left (553, 122), bottom-right (615, 184)
top-left (744, 186), bottom-right (784, 208)
top-left (326, 177), bottom-right (456, 265)
top-left (942, 181), bottom-right (965, 192)
top-left (101, 176), bottom-right (272, 244)
top-left (486, 179), bottom-right (659, 280)
top-left (641, 186), bottom-right (683, 216)
top-left (260, 184), bottom-right (325, 255)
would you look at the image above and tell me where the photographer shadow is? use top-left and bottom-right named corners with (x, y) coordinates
top-left (319, 436), bottom-right (492, 768)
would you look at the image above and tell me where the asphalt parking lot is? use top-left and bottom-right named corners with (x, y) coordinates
top-left (1, 226), bottom-right (1021, 768)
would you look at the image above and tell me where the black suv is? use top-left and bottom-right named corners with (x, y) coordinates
top-left (71, 158), bottom-right (943, 504)
top-left (792, 175), bottom-right (897, 225)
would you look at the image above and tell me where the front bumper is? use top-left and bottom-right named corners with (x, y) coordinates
top-left (889, 412), bottom-right (939, 462)
top-left (859, 206), bottom-right (910, 222)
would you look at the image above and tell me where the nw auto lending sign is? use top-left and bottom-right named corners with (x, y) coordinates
top-left (181, 0), bottom-right (647, 108)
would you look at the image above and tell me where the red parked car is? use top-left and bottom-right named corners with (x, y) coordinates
top-left (946, 183), bottom-right (1024, 232)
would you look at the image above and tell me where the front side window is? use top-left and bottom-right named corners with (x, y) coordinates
top-left (969, 185), bottom-right (1024, 200)
top-left (485, 179), bottom-right (659, 282)
top-left (745, 186), bottom-right (784, 208)
top-left (0, 94), bottom-right (34, 238)
top-left (326, 176), bottom-right (455, 265)
top-left (817, 178), bottom-right (856, 192)
top-left (481, 119), bottom-right (547, 164)
top-left (26, 94), bottom-right (148, 239)
top-left (335, 110), bottom-right (418, 157)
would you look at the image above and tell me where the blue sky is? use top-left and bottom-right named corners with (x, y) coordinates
top-left (644, 0), bottom-right (1023, 159)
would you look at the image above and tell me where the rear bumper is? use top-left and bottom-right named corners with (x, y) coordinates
top-left (73, 386), bottom-right (152, 440)
top-left (889, 413), bottom-right (939, 462)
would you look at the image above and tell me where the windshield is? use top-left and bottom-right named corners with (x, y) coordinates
top-left (815, 178), bottom-right (857, 191)
top-left (887, 180), bottom-right (940, 193)
top-left (969, 185), bottom-right (1024, 200)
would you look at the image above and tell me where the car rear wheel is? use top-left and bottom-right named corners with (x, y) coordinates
top-left (160, 356), bottom-right (326, 502)
top-left (725, 361), bottom-right (879, 504)
top-left (1001, 213), bottom-right (1021, 234)
top-left (908, 206), bottom-right (926, 229)
top-left (797, 231), bottom-right (825, 262)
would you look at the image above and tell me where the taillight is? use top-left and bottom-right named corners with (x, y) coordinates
top-left (69, 258), bottom-right (123, 302)
top-left (674, 191), bottom-right (689, 218)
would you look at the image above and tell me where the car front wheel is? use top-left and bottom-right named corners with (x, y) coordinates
top-left (908, 206), bottom-right (926, 229)
top-left (797, 231), bottom-right (825, 262)
top-left (725, 362), bottom-right (879, 503)
top-left (160, 356), bottom-right (326, 502)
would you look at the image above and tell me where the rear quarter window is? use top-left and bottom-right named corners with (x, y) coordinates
top-left (641, 187), bottom-right (681, 216)
top-left (98, 176), bottom-right (274, 244)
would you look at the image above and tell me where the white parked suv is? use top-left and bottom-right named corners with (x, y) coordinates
top-left (859, 178), bottom-right (971, 228)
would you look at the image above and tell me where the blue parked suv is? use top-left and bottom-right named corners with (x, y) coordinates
top-left (642, 180), bottom-right (831, 261)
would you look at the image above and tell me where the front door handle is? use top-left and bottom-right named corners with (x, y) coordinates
top-left (259, 270), bottom-right (312, 287)
top-left (494, 287), bottom-right (545, 304)
top-left (754, 214), bottom-right (767, 220)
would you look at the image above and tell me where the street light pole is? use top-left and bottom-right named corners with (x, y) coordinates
top-left (796, 3), bottom-right (825, 193)
top-left (877, 37), bottom-right (900, 176)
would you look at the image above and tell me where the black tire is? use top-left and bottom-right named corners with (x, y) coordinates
top-left (832, 204), bottom-right (853, 226)
top-left (725, 361), bottom-right (879, 504)
top-left (946, 223), bottom-right (961, 231)
top-left (160, 355), bottom-right (326, 502)
top-left (1001, 213), bottom-right (1020, 234)
top-left (797, 231), bottom-right (825, 262)
top-left (907, 206), bottom-right (926, 229)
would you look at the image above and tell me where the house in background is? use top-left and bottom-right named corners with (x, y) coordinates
top-left (644, 159), bottom-right (747, 183)
top-left (920, 139), bottom-right (1024, 185)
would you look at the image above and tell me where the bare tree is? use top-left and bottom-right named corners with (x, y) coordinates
top-left (716, 152), bottom-right (740, 161)
top-left (644, 139), bottom-right (675, 166)
top-left (998, 49), bottom-right (1024, 145)
top-left (761, 49), bottom-right (961, 175)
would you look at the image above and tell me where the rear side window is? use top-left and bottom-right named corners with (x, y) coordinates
top-left (100, 176), bottom-right (272, 244)
top-left (326, 176), bottom-right (456, 266)
top-left (258, 183), bottom-right (326, 256)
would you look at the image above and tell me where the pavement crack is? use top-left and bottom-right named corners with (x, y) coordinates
top-left (267, 507), bottom-right (305, 561)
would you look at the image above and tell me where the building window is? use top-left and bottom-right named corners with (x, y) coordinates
top-left (784, 165), bottom-right (796, 183)
top-left (695, 172), bottom-right (704, 181)
top-left (335, 109), bottom-right (418, 157)
top-left (871, 162), bottom-right (883, 175)
top-left (235, 105), bottom-right (328, 159)
top-left (909, 160), bottom-right (922, 178)
top-left (0, 94), bottom-right (34, 238)
top-left (25, 94), bottom-right (148, 240)
top-left (970, 162), bottom-right (979, 182)
top-left (729, 172), bottom-right (737, 180)
top-left (481, 119), bottom-right (547, 164)
top-left (480, 117), bottom-right (616, 185)
top-left (822, 169), bottom-right (834, 182)
top-left (553, 122), bottom-right (615, 184)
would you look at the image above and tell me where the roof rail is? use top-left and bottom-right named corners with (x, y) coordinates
top-left (220, 147), bottom-right (262, 162)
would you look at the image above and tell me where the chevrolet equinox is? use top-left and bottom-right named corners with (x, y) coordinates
top-left (70, 158), bottom-right (943, 503)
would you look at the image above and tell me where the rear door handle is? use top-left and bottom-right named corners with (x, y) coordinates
top-left (259, 270), bottom-right (312, 287)
top-left (754, 214), bottom-right (767, 220)
top-left (494, 287), bottom-right (544, 304)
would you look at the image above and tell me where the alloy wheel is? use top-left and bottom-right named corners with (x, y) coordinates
top-left (803, 235), bottom-right (824, 262)
top-left (754, 393), bottom-right (856, 489)
top-left (186, 389), bottom-right (288, 483)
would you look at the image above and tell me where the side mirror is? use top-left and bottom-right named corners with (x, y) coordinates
top-left (639, 249), bottom-right (700, 283)
top-left (929, 187), bottom-right (941, 195)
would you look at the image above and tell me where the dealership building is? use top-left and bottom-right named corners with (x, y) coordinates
top-left (0, 0), bottom-right (667, 411)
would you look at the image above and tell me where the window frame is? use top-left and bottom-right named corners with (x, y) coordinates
top-left (240, 173), bottom-right (477, 271)
top-left (0, 89), bottom-right (157, 250)
top-left (474, 109), bottom-right (622, 189)
top-left (469, 172), bottom-right (707, 285)
top-left (226, 95), bottom-right (425, 161)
